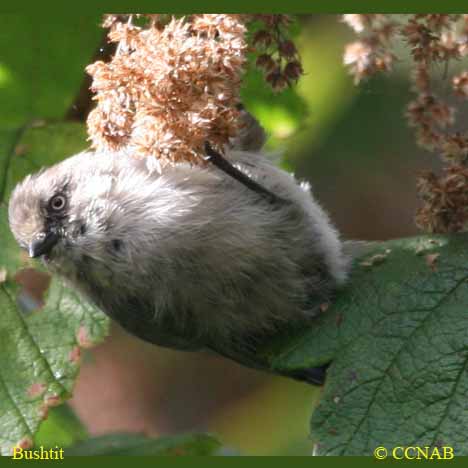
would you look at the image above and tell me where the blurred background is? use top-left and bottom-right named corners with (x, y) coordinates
top-left (0, 14), bottom-right (444, 455)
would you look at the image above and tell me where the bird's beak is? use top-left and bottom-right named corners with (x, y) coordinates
top-left (29, 232), bottom-right (59, 258)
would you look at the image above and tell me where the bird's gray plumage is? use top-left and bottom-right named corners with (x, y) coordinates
top-left (8, 147), bottom-right (350, 353)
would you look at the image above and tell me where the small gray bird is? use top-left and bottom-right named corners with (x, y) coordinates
top-left (8, 137), bottom-right (350, 363)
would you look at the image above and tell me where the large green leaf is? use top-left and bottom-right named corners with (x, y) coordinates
top-left (262, 235), bottom-right (468, 455)
top-left (66, 433), bottom-right (224, 456)
top-left (0, 122), bottom-right (109, 455)
top-left (0, 277), bottom-right (108, 455)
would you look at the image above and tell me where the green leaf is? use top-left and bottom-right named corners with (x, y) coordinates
top-left (0, 277), bottom-right (108, 455)
top-left (66, 433), bottom-right (223, 456)
top-left (264, 235), bottom-right (468, 455)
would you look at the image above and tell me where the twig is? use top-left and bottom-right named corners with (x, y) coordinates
top-left (203, 142), bottom-right (289, 205)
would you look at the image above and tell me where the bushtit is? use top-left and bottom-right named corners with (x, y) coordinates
top-left (8, 136), bottom-right (350, 362)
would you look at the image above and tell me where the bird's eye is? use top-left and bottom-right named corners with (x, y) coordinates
top-left (49, 195), bottom-right (67, 213)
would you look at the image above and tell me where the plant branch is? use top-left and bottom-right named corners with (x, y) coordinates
top-left (203, 142), bottom-right (289, 205)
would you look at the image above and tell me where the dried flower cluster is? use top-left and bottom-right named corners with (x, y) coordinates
top-left (86, 14), bottom-right (303, 167)
top-left (416, 165), bottom-right (468, 233)
top-left (250, 14), bottom-right (303, 91)
top-left (87, 14), bottom-right (247, 166)
top-left (343, 14), bottom-right (468, 233)
top-left (342, 14), bottom-right (397, 84)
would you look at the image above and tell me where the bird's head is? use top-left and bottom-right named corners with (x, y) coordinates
top-left (8, 153), bottom-right (122, 279)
